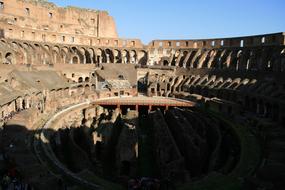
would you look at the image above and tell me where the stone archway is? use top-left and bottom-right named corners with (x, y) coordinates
top-left (129, 50), bottom-right (137, 64)
top-left (105, 49), bottom-right (114, 63)
top-left (138, 50), bottom-right (147, 65)
top-left (4, 52), bottom-right (14, 64)
top-left (72, 56), bottom-right (79, 64)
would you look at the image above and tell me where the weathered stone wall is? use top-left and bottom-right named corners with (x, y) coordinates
top-left (148, 32), bottom-right (285, 49)
top-left (0, 0), bottom-right (117, 40)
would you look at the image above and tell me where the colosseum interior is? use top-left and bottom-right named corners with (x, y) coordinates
top-left (0, 0), bottom-right (285, 190)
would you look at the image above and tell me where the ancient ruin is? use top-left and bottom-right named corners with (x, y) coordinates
top-left (0, 0), bottom-right (284, 190)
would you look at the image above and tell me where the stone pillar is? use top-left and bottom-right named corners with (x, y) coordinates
top-left (148, 105), bottom-right (152, 112)
top-left (106, 54), bottom-right (110, 63)
top-left (165, 106), bottom-right (169, 111)
top-left (90, 55), bottom-right (94, 64)
top-left (98, 56), bottom-right (102, 64)
top-left (123, 56), bottom-right (127, 64)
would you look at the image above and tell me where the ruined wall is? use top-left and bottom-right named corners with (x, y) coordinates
top-left (148, 33), bottom-right (285, 49)
top-left (0, 0), bottom-right (118, 42)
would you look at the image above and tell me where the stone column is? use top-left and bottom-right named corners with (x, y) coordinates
top-left (106, 54), bottom-right (110, 63)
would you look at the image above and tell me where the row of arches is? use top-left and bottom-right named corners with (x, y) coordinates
top-left (0, 39), bottom-right (148, 65)
top-left (0, 52), bottom-right (14, 64)
top-left (0, 93), bottom-right (44, 122)
top-left (1, 39), bottom-right (284, 72)
top-left (147, 73), bottom-right (284, 121)
top-left (147, 74), bottom-right (256, 98)
top-left (0, 83), bottom-right (97, 122)
top-left (161, 47), bottom-right (285, 72)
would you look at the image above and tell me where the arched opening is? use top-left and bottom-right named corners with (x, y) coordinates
top-left (130, 50), bottom-right (137, 64)
top-left (229, 82), bottom-right (239, 89)
top-left (179, 51), bottom-right (188, 67)
top-left (72, 56), bottom-right (79, 64)
top-left (122, 50), bottom-right (129, 64)
top-left (113, 49), bottom-right (121, 63)
top-left (201, 50), bottom-right (212, 68)
top-left (236, 50), bottom-right (243, 71)
top-left (4, 52), bottom-right (13, 64)
top-left (157, 83), bottom-right (160, 92)
top-left (192, 54), bottom-right (201, 68)
top-left (167, 83), bottom-right (171, 91)
top-left (240, 40), bottom-right (244, 47)
top-left (118, 75), bottom-right (124, 80)
top-left (22, 99), bottom-right (26, 109)
top-left (171, 51), bottom-right (179, 66)
top-left (163, 60), bottom-right (169, 66)
top-left (186, 51), bottom-right (196, 68)
top-left (78, 77), bottom-right (83, 83)
top-left (44, 45), bottom-right (50, 51)
top-left (138, 51), bottom-right (147, 65)
top-left (85, 77), bottom-right (90, 83)
top-left (72, 47), bottom-right (84, 64)
top-left (52, 51), bottom-right (61, 64)
top-left (60, 50), bottom-right (67, 64)
top-left (137, 77), bottom-right (147, 93)
top-left (85, 50), bottom-right (92, 64)
top-left (96, 49), bottom-right (105, 64)
top-left (105, 49), bottom-right (114, 63)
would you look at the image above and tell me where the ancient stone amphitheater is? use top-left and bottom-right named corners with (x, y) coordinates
top-left (0, 0), bottom-right (284, 190)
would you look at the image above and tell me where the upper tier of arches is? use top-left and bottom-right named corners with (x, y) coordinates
top-left (158, 47), bottom-right (285, 72)
top-left (0, 39), bottom-right (284, 72)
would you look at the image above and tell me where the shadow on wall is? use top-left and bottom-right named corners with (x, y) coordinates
top-left (0, 29), bottom-right (4, 38)
top-left (0, 124), bottom-right (72, 190)
top-left (0, 121), bottom-right (128, 190)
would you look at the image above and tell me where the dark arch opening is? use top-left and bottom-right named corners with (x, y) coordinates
top-left (85, 50), bottom-right (92, 64)
top-left (105, 49), bottom-right (114, 63)
top-left (72, 56), bottom-right (79, 64)
top-left (4, 52), bottom-right (13, 64)
top-left (163, 60), bottom-right (169, 66)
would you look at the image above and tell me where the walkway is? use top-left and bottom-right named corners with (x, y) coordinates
top-left (92, 96), bottom-right (195, 108)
